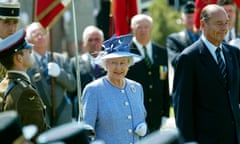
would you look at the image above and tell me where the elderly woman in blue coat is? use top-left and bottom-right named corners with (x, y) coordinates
top-left (82, 35), bottom-right (147, 144)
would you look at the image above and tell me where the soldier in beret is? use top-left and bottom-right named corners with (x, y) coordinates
top-left (0, 29), bottom-right (48, 141)
top-left (0, 1), bottom-right (21, 81)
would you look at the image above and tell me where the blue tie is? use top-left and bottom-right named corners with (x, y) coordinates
top-left (215, 47), bottom-right (227, 87)
top-left (41, 56), bottom-right (50, 83)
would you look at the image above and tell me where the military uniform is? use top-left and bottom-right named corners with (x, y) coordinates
top-left (0, 2), bottom-right (21, 81)
top-left (0, 29), bottom-right (48, 138)
top-left (0, 72), bottom-right (47, 133)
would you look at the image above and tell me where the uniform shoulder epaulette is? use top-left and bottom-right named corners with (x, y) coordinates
top-left (15, 78), bottom-right (31, 88)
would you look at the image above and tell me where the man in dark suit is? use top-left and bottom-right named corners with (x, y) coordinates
top-left (70, 26), bottom-right (106, 119)
top-left (172, 4), bottom-right (240, 143)
top-left (167, 1), bottom-right (201, 94)
top-left (167, 1), bottom-right (201, 69)
top-left (71, 25), bottom-right (106, 92)
top-left (126, 14), bottom-right (170, 133)
top-left (0, 29), bottom-right (48, 136)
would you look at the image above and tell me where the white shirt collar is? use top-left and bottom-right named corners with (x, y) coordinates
top-left (201, 35), bottom-right (224, 63)
top-left (133, 37), bottom-right (153, 62)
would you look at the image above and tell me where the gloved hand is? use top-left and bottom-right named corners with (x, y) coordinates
top-left (134, 122), bottom-right (147, 136)
top-left (48, 62), bottom-right (60, 77)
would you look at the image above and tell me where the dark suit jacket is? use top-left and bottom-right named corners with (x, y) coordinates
top-left (172, 39), bottom-right (240, 144)
top-left (167, 29), bottom-right (197, 69)
top-left (127, 42), bottom-right (170, 132)
top-left (70, 53), bottom-right (106, 92)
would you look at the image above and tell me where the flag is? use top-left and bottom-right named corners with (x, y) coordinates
top-left (194, 0), bottom-right (217, 29)
top-left (233, 0), bottom-right (240, 8)
top-left (113, 0), bottom-right (138, 36)
top-left (35, 0), bottom-right (71, 29)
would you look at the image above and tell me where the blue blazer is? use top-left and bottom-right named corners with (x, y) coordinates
top-left (173, 39), bottom-right (240, 143)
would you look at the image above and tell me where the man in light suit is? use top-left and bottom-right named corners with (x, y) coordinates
top-left (126, 14), bottom-right (170, 133)
top-left (26, 22), bottom-right (76, 127)
top-left (172, 4), bottom-right (240, 143)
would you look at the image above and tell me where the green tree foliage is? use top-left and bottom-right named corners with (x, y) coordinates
top-left (148, 0), bottom-right (184, 46)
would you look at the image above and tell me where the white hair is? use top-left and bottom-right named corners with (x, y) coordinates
top-left (82, 25), bottom-right (104, 43)
top-left (25, 22), bottom-right (47, 40)
top-left (131, 14), bottom-right (153, 29)
top-left (100, 56), bottom-right (134, 71)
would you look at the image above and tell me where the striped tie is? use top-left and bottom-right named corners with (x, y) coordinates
top-left (215, 47), bottom-right (227, 88)
top-left (143, 46), bottom-right (152, 68)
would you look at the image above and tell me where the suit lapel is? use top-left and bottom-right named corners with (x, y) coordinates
top-left (222, 45), bottom-right (233, 90)
top-left (130, 42), bottom-right (141, 55)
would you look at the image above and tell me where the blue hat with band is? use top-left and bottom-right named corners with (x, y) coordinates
top-left (100, 34), bottom-right (142, 63)
top-left (0, 2), bottom-right (20, 19)
top-left (0, 28), bottom-right (33, 57)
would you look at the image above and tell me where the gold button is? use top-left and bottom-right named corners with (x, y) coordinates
top-left (149, 98), bottom-right (152, 102)
top-left (148, 71), bottom-right (152, 75)
top-left (149, 85), bottom-right (153, 89)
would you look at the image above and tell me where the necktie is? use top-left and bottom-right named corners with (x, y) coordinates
top-left (143, 46), bottom-right (152, 68)
top-left (41, 56), bottom-right (50, 83)
top-left (41, 56), bottom-right (48, 69)
top-left (215, 47), bottom-right (227, 87)
top-left (93, 64), bottom-right (101, 78)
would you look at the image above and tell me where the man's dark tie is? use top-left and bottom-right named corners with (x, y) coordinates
top-left (143, 46), bottom-right (152, 68)
top-left (93, 64), bottom-right (101, 78)
top-left (215, 47), bottom-right (227, 87)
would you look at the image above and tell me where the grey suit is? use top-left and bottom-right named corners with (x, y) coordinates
top-left (27, 51), bottom-right (76, 127)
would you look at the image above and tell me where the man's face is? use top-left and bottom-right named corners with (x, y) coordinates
top-left (222, 4), bottom-right (235, 29)
top-left (0, 19), bottom-right (18, 38)
top-left (85, 32), bottom-right (103, 57)
top-left (15, 48), bottom-right (33, 70)
top-left (132, 19), bottom-right (152, 45)
top-left (28, 27), bottom-right (49, 52)
top-left (201, 9), bottom-right (229, 46)
top-left (182, 13), bottom-right (194, 31)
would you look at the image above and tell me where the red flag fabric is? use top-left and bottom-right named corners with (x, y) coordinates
top-left (35, 0), bottom-right (71, 29)
top-left (194, 0), bottom-right (217, 29)
top-left (233, 0), bottom-right (240, 8)
top-left (113, 0), bottom-right (138, 36)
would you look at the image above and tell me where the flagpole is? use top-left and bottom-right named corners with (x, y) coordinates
top-left (71, 0), bottom-right (83, 121)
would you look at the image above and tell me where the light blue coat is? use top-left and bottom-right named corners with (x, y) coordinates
top-left (82, 76), bottom-right (146, 144)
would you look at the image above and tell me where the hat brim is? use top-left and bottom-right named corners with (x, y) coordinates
top-left (101, 51), bottom-right (143, 63)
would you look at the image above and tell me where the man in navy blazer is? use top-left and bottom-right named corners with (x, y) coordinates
top-left (172, 4), bottom-right (240, 143)
top-left (127, 14), bottom-right (170, 133)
